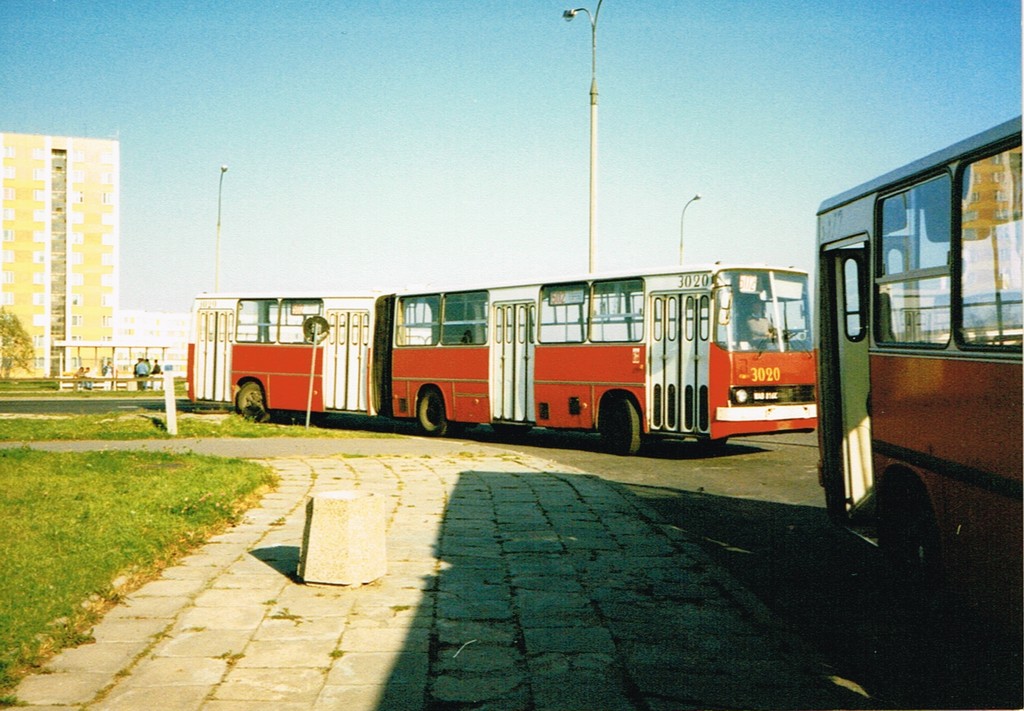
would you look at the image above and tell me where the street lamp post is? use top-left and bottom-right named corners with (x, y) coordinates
top-left (679, 193), bottom-right (701, 265)
top-left (215, 164), bottom-right (228, 292)
top-left (563, 0), bottom-right (604, 274)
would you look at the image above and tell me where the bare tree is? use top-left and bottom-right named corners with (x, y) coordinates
top-left (0, 309), bottom-right (34, 378)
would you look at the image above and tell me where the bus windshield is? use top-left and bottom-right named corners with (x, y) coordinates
top-left (715, 270), bottom-right (812, 352)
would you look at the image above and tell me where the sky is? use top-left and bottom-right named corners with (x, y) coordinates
top-left (1, 1), bottom-right (1020, 313)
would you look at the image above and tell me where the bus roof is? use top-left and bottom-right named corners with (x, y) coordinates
top-left (395, 263), bottom-right (808, 296)
top-left (817, 116), bottom-right (1022, 216)
top-left (192, 290), bottom-right (382, 301)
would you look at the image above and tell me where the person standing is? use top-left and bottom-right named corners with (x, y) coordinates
top-left (134, 357), bottom-right (150, 390)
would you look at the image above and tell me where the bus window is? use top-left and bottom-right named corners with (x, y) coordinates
top-left (591, 279), bottom-right (644, 342)
top-left (877, 176), bottom-right (951, 345)
top-left (540, 283), bottom-right (588, 343)
top-left (960, 146), bottom-right (1023, 348)
top-left (237, 299), bottom-right (276, 343)
top-left (593, 278), bottom-right (638, 342)
top-left (279, 299), bottom-right (323, 344)
top-left (843, 257), bottom-right (866, 341)
top-left (441, 291), bottom-right (488, 345)
top-left (397, 295), bottom-right (440, 346)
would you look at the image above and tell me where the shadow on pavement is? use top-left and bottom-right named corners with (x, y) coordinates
top-left (625, 484), bottom-right (1024, 710)
top-left (361, 469), bottom-right (870, 710)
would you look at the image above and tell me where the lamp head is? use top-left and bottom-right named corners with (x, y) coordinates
top-left (563, 8), bottom-right (579, 20)
top-left (220, 165), bottom-right (229, 173)
top-left (694, 193), bottom-right (701, 201)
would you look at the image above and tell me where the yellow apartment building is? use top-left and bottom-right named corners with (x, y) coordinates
top-left (1, 132), bottom-right (119, 376)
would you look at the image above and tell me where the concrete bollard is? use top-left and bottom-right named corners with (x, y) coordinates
top-left (297, 491), bottom-right (387, 586)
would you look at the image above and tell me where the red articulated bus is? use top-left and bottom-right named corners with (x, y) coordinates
top-left (816, 116), bottom-right (1022, 626)
top-left (188, 264), bottom-right (817, 454)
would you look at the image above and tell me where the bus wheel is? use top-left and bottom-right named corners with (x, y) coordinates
top-left (417, 389), bottom-right (449, 437)
top-left (601, 397), bottom-right (642, 456)
top-left (879, 478), bottom-right (942, 592)
top-left (236, 382), bottom-right (270, 423)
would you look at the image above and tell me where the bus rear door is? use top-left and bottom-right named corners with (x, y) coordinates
top-left (194, 306), bottom-right (234, 403)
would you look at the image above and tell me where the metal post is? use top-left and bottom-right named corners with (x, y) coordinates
top-left (215, 165), bottom-right (228, 291)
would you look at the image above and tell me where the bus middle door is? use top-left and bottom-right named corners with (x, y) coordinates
top-left (650, 292), bottom-right (708, 437)
top-left (323, 310), bottom-right (371, 413)
top-left (491, 301), bottom-right (535, 423)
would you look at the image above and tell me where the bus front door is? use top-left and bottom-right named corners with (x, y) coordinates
top-left (823, 241), bottom-right (874, 520)
top-left (650, 292), bottom-right (711, 438)
top-left (322, 310), bottom-right (371, 413)
top-left (195, 309), bottom-right (234, 403)
top-left (491, 301), bottom-right (535, 423)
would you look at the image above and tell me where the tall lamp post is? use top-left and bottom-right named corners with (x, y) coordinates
top-left (215, 164), bottom-right (228, 292)
top-left (563, 0), bottom-right (604, 274)
top-left (679, 193), bottom-right (701, 265)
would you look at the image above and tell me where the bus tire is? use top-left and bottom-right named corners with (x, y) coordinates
top-left (236, 382), bottom-right (270, 423)
top-left (879, 476), bottom-right (942, 592)
top-left (417, 388), bottom-right (449, 437)
top-left (601, 397), bottom-right (642, 456)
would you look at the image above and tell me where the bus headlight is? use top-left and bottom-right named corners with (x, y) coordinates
top-left (733, 388), bottom-right (750, 404)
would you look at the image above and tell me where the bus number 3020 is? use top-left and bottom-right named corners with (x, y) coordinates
top-left (750, 366), bottom-right (781, 382)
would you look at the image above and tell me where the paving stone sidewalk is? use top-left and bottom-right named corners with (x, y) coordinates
top-left (13, 448), bottom-right (870, 710)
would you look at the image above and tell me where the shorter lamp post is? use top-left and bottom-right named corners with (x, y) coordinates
top-left (215, 164), bottom-right (228, 291)
top-left (679, 193), bottom-right (701, 265)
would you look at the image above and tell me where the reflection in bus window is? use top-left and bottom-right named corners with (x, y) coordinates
top-left (540, 283), bottom-right (588, 343)
top-left (591, 279), bottom-right (643, 342)
top-left (397, 295), bottom-right (441, 346)
top-left (877, 176), bottom-right (951, 345)
top-left (960, 146), bottom-right (1023, 348)
top-left (441, 291), bottom-right (489, 345)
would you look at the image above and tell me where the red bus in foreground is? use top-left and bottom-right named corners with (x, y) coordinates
top-left (816, 117), bottom-right (1022, 626)
top-left (188, 264), bottom-right (817, 454)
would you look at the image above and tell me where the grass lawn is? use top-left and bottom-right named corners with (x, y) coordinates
top-left (0, 447), bottom-right (276, 697)
top-left (0, 411), bottom-right (401, 441)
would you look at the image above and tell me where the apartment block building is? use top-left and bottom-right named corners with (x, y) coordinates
top-left (0, 132), bottom-right (120, 376)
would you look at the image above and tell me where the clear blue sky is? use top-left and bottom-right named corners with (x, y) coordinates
top-left (2, 1), bottom-right (1020, 312)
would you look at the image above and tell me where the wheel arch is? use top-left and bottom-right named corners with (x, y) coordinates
top-left (597, 388), bottom-right (646, 433)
